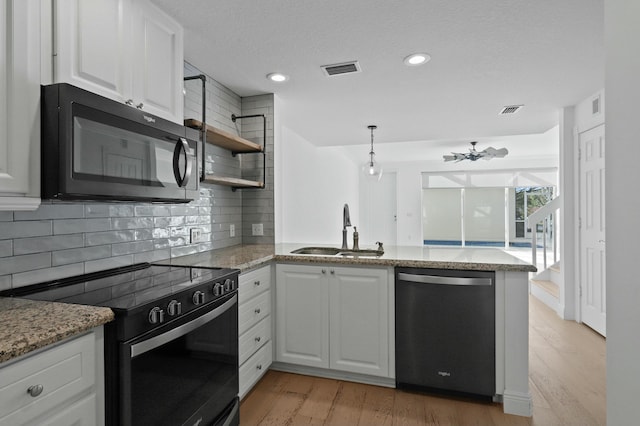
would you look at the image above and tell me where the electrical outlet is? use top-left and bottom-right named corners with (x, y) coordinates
top-left (230, 224), bottom-right (235, 237)
top-left (190, 228), bottom-right (202, 244)
top-left (252, 223), bottom-right (263, 236)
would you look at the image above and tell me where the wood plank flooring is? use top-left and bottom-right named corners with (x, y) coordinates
top-left (240, 296), bottom-right (606, 425)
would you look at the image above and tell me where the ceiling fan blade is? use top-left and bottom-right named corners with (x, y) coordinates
top-left (482, 147), bottom-right (509, 158)
top-left (443, 152), bottom-right (466, 162)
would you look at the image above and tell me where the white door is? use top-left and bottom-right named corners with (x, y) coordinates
top-left (329, 267), bottom-right (389, 377)
top-left (131, 0), bottom-right (184, 122)
top-left (55, 0), bottom-right (132, 102)
top-left (579, 125), bottom-right (606, 336)
top-left (275, 264), bottom-right (329, 368)
top-left (0, 0), bottom-right (40, 203)
top-left (360, 172), bottom-right (397, 246)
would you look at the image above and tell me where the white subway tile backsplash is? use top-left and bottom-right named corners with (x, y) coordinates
top-left (0, 275), bottom-right (11, 291)
top-left (52, 245), bottom-right (112, 266)
top-left (0, 212), bottom-right (13, 222)
top-left (0, 221), bottom-right (52, 240)
top-left (111, 217), bottom-right (154, 230)
top-left (85, 255), bottom-right (134, 274)
top-left (14, 234), bottom-right (84, 255)
top-left (54, 218), bottom-right (111, 235)
top-left (0, 252), bottom-right (50, 276)
top-left (0, 240), bottom-right (12, 258)
top-left (12, 263), bottom-right (85, 288)
top-left (85, 230), bottom-right (136, 246)
top-left (14, 204), bottom-right (85, 221)
top-left (112, 240), bottom-right (154, 256)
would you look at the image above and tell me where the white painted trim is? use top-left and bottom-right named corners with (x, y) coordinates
top-left (0, 196), bottom-right (40, 211)
top-left (494, 271), bottom-right (506, 395)
top-left (503, 390), bottom-right (533, 417)
top-left (530, 281), bottom-right (561, 314)
top-left (270, 362), bottom-right (396, 388)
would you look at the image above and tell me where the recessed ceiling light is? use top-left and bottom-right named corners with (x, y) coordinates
top-left (266, 73), bottom-right (289, 82)
top-left (403, 53), bottom-right (431, 66)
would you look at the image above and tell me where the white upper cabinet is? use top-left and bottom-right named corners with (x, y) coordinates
top-left (131, 0), bottom-right (184, 122)
top-left (54, 0), bottom-right (184, 123)
top-left (0, 0), bottom-right (41, 211)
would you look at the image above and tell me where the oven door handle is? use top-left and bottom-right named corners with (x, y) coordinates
top-left (130, 294), bottom-right (237, 358)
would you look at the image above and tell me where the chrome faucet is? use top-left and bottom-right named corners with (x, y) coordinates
top-left (341, 203), bottom-right (351, 249)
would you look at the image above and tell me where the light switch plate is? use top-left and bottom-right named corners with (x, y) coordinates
top-left (230, 224), bottom-right (235, 237)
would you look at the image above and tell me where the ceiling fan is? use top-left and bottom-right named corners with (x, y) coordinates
top-left (443, 141), bottom-right (509, 162)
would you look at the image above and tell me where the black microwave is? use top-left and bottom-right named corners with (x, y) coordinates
top-left (41, 83), bottom-right (199, 203)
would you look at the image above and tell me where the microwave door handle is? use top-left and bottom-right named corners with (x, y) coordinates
top-left (172, 138), bottom-right (193, 187)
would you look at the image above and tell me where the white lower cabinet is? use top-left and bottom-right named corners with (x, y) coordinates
top-left (275, 264), bottom-right (391, 378)
top-left (238, 265), bottom-right (273, 399)
top-left (0, 328), bottom-right (105, 426)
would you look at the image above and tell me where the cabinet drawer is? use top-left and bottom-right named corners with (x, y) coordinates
top-left (239, 316), bottom-right (271, 365)
top-left (38, 393), bottom-right (96, 426)
top-left (239, 265), bottom-right (271, 304)
top-left (239, 291), bottom-right (271, 335)
top-left (239, 340), bottom-right (272, 399)
top-left (0, 332), bottom-right (95, 426)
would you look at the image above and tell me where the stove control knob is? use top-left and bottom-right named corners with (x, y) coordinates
top-left (148, 307), bottom-right (165, 324)
top-left (192, 290), bottom-right (206, 305)
top-left (230, 279), bottom-right (236, 291)
top-left (224, 279), bottom-right (232, 292)
top-left (167, 300), bottom-right (182, 316)
top-left (213, 283), bottom-right (223, 296)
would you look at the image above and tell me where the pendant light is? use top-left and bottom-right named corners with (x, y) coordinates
top-left (363, 125), bottom-right (383, 181)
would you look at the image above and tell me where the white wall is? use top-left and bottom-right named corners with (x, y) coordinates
top-left (276, 125), bottom-right (359, 244)
top-left (605, 1), bottom-right (640, 423)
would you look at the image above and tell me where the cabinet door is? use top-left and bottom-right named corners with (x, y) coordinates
top-left (55, 0), bottom-right (132, 103)
top-left (275, 264), bottom-right (329, 368)
top-left (329, 267), bottom-right (389, 377)
top-left (0, 0), bottom-right (40, 209)
top-left (131, 0), bottom-right (184, 123)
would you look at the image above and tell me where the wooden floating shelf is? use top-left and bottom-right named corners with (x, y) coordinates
top-left (184, 119), bottom-right (263, 153)
top-left (203, 174), bottom-right (265, 189)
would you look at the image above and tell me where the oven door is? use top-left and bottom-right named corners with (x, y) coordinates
top-left (119, 294), bottom-right (239, 426)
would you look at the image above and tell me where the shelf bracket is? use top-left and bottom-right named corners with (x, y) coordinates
top-left (184, 74), bottom-right (207, 182)
top-left (231, 113), bottom-right (267, 191)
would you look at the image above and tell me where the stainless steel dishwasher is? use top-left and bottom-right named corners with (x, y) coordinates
top-left (395, 267), bottom-right (495, 398)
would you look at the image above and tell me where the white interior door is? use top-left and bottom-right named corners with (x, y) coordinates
top-left (579, 124), bottom-right (606, 336)
top-left (360, 172), bottom-right (397, 246)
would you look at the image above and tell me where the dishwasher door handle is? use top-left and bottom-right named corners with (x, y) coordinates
top-left (397, 273), bottom-right (492, 286)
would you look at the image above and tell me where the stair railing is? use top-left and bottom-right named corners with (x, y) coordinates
top-left (526, 196), bottom-right (561, 270)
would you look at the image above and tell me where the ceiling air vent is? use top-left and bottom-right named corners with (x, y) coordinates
top-left (321, 61), bottom-right (361, 77)
top-left (499, 105), bottom-right (524, 115)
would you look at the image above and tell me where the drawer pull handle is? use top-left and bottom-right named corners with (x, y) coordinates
top-left (254, 308), bottom-right (261, 314)
top-left (254, 280), bottom-right (261, 286)
top-left (257, 364), bottom-right (262, 370)
top-left (255, 336), bottom-right (261, 343)
top-left (27, 384), bottom-right (44, 397)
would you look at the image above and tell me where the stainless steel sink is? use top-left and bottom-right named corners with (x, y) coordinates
top-left (290, 247), bottom-right (384, 257)
top-left (290, 247), bottom-right (342, 255)
top-left (338, 249), bottom-right (384, 257)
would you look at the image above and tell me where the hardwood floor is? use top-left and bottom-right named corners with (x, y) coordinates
top-left (240, 296), bottom-right (606, 425)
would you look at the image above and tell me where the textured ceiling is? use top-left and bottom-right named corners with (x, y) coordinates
top-left (152, 0), bottom-right (603, 149)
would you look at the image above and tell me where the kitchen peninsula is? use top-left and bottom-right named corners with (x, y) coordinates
top-left (166, 243), bottom-right (535, 417)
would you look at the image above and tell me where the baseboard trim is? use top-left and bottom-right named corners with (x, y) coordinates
top-left (531, 280), bottom-right (560, 313)
top-left (503, 390), bottom-right (533, 417)
top-left (270, 362), bottom-right (396, 388)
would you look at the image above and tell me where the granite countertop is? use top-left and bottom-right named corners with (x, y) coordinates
top-left (167, 243), bottom-right (536, 273)
top-left (0, 298), bottom-right (114, 364)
